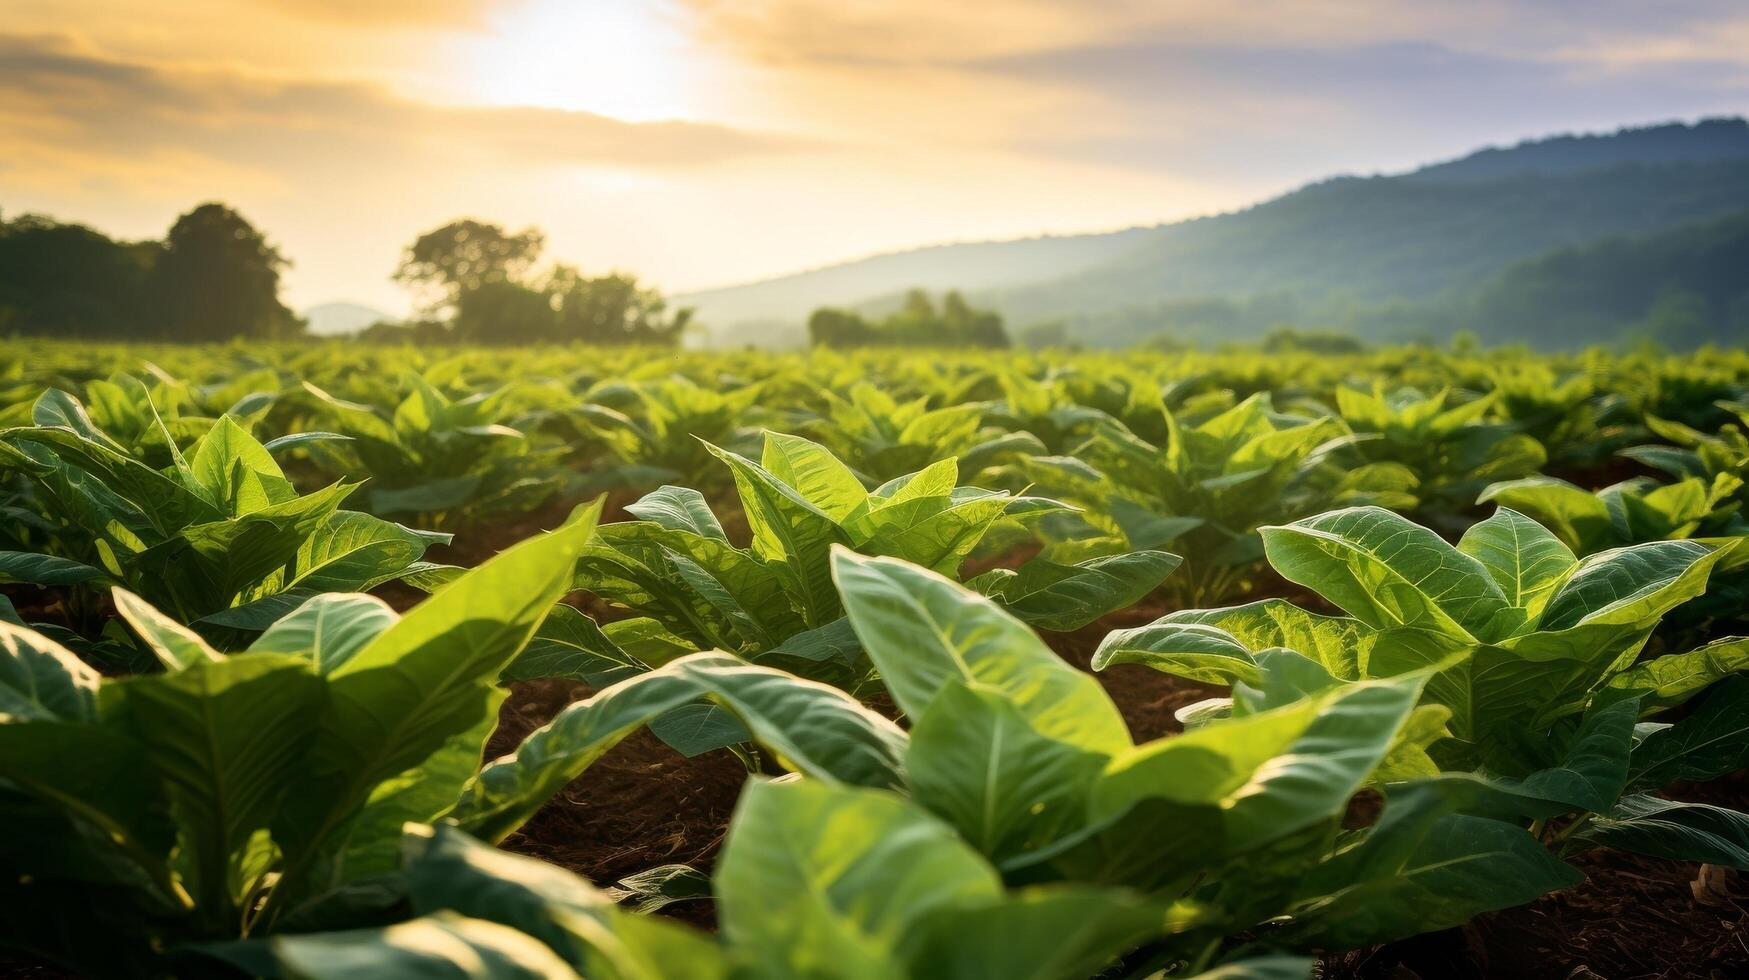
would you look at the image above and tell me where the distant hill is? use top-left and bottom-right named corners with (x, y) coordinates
top-left (1474, 209), bottom-right (1749, 348)
top-left (679, 118), bottom-right (1749, 348)
top-left (303, 301), bottom-right (393, 336)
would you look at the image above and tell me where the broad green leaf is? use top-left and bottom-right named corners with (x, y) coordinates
top-left (832, 549), bottom-right (1131, 754)
top-left (111, 587), bottom-right (222, 669)
top-left (1479, 477), bottom-right (1614, 551)
top-left (1186, 958), bottom-right (1314, 980)
top-left (453, 652), bottom-right (907, 842)
top-left (287, 512), bottom-right (447, 592)
top-left (0, 721), bottom-right (176, 885)
top-left (1091, 675), bottom-right (1423, 854)
top-left (1292, 777), bottom-right (1580, 948)
top-left (1457, 507), bottom-right (1576, 616)
top-left (276, 503), bottom-right (600, 886)
top-left (188, 415), bottom-right (294, 514)
top-left (341, 705), bottom-right (504, 879)
top-left (249, 594), bottom-right (400, 674)
top-left (1537, 539), bottom-right (1719, 632)
top-left (1577, 795), bottom-right (1749, 870)
top-left (272, 912), bottom-right (583, 979)
top-left (907, 681), bottom-right (1110, 866)
top-left (971, 550), bottom-right (1181, 631)
top-left (853, 493), bottom-right (1011, 575)
top-left (1162, 599), bottom-right (1374, 681)
top-left (899, 884), bottom-right (1169, 980)
top-left (108, 655), bottom-right (321, 915)
top-left (501, 605), bottom-right (646, 687)
top-left (402, 824), bottom-right (725, 980)
top-left (1091, 622), bottom-right (1264, 686)
top-left (1260, 507), bottom-right (1510, 640)
top-left (705, 442), bottom-right (848, 625)
top-left (1494, 693), bottom-right (1639, 813)
top-left (0, 552), bottom-right (108, 588)
top-left (716, 778), bottom-right (999, 980)
top-left (1609, 636), bottom-right (1749, 710)
top-left (623, 486), bottom-right (727, 542)
top-left (0, 621), bottom-right (101, 722)
top-left (647, 702), bottom-right (751, 757)
top-left (761, 431), bottom-right (868, 521)
top-left (1629, 676), bottom-right (1749, 789)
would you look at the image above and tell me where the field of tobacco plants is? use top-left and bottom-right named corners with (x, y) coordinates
top-left (4, 339), bottom-right (1749, 979)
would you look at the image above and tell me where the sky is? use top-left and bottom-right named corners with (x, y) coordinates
top-left (4, 1), bottom-right (1748, 315)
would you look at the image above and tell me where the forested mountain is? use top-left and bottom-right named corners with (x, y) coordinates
top-left (679, 118), bottom-right (1749, 348)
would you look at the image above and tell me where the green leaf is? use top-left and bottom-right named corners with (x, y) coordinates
top-left (623, 486), bottom-right (727, 542)
top-left (501, 605), bottom-right (645, 687)
top-left (402, 824), bottom-right (725, 980)
top-left (0, 620), bottom-right (101, 722)
top-left (1292, 777), bottom-right (1580, 948)
top-left (275, 503), bottom-right (601, 891)
top-left (907, 680), bottom-right (1110, 867)
top-left (188, 415), bottom-right (295, 514)
top-left (272, 912), bottom-right (584, 979)
top-left (287, 512), bottom-right (447, 593)
top-left (111, 587), bottom-right (223, 669)
top-left (1609, 635), bottom-right (1749, 710)
top-left (453, 652), bottom-right (907, 842)
top-left (832, 548), bottom-right (1132, 754)
top-left (1538, 540), bottom-right (1720, 632)
top-left (1629, 676), bottom-right (1749, 789)
top-left (248, 593), bottom-right (400, 673)
top-left (1495, 693), bottom-right (1639, 814)
top-left (108, 654), bottom-right (322, 916)
top-left (716, 778), bottom-right (1000, 980)
top-left (1260, 506), bottom-right (1511, 640)
top-left (900, 884), bottom-right (1169, 980)
top-left (1185, 957), bottom-right (1314, 980)
top-left (705, 441), bottom-right (848, 626)
top-left (1479, 477), bottom-right (1615, 552)
top-left (1457, 507), bottom-right (1576, 616)
top-left (1091, 621), bottom-right (1264, 686)
top-left (761, 431), bottom-right (868, 521)
top-left (0, 551), bottom-right (109, 587)
top-left (1578, 795), bottom-right (1749, 870)
top-left (973, 550), bottom-right (1180, 631)
top-left (1091, 675), bottom-right (1424, 854)
top-left (1161, 599), bottom-right (1374, 681)
top-left (647, 702), bottom-right (751, 757)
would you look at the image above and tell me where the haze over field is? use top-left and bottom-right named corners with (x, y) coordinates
top-left (6, 0), bottom-right (1749, 322)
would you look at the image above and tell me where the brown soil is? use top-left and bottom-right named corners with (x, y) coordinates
top-left (483, 678), bottom-right (746, 930)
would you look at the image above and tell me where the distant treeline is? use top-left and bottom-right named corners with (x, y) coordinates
top-left (366, 220), bottom-right (691, 346)
top-left (808, 289), bottom-right (1008, 349)
top-left (0, 204), bottom-right (300, 341)
top-left (0, 208), bottom-right (692, 346)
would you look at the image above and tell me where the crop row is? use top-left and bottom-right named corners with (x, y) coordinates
top-left (2, 340), bottom-right (1748, 978)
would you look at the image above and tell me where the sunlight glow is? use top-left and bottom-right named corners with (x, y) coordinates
top-left (461, 0), bottom-right (700, 121)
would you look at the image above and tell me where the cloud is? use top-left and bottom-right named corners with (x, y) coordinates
top-left (0, 31), bottom-right (807, 197)
top-left (254, 0), bottom-right (496, 27)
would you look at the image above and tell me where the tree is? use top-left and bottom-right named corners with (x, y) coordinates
top-left (0, 213), bottom-right (158, 338)
top-left (150, 203), bottom-right (300, 341)
top-left (394, 220), bottom-right (545, 316)
top-left (807, 289), bottom-right (1008, 349)
top-left (547, 266), bottom-right (692, 344)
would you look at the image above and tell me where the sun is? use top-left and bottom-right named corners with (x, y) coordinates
top-left (460, 0), bottom-right (700, 121)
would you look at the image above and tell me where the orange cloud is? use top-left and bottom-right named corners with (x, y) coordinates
top-left (0, 32), bottom-right (808, 187)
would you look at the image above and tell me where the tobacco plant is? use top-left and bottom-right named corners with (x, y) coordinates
top-left (541, 430), bottom-right (1176, 755)
top-left (0, 390), bottom-right (447, 646)
top-left (0, 507), bottom-right (597, 976)
top-left (1096, 505), bottom-right (1749, 877)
